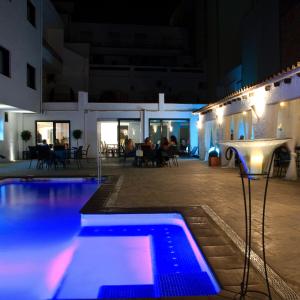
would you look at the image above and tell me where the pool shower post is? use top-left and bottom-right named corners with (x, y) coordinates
top-left (97, 139), bottom-right (102, 184)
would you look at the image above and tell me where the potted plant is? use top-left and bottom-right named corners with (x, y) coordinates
top-left (208, 148), bottom-right (220, 167)
top-left (21, 130), bottom-right (32, 150)
top-left (72, 129), bottom-right (82, 146)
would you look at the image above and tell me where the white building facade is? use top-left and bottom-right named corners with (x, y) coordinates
top-left (22, 93), bottom-right (202, 158)
top-left (0, 0), bottom-right (43, 160)
top-left (196, 64), bottom-right (300, 180)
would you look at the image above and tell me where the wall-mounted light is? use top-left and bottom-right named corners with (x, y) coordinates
top-left (251, 88), bottom-right (266, 120)
top-left (265, 85), bottom-right (271, 91)
top-left (197, 114), bottom-right (203, 129)
top-left (243, 111), bottom-right (247, 116)
top-left (216, 106), bottom-right (224, 125)
top-left (280, 102), bottom-right (286, 107)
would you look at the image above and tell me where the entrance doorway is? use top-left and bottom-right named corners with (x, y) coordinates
top-left (97, 119), bottom-right (141, 156)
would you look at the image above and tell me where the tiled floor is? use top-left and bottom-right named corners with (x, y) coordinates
top-left (1, 158), bottom-right (299, 299)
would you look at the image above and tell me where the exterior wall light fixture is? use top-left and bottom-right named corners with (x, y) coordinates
top-left (265, 85), bottom-right (271, 91)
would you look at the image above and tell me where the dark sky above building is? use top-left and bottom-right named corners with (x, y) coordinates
top-left (52, 0), bottom-right (182, 25)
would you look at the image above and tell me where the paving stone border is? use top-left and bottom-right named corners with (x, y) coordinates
top-left (202, 204), bottom-right (299, 300)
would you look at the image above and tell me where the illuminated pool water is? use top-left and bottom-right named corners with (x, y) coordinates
top-left (0, 178), bottom-right (99, 300)
top-left (0, 179), bottom-right (221, 299)
top-left (54, 214), bottom-right (221, 299)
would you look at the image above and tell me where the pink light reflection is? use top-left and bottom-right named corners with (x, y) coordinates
top-left (46, 241), bottom-right (78, 292)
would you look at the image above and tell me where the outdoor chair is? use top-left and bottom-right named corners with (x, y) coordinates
top-left (274, 146), bottom-right (291, 177)
top-left (73, 146), bottom-right (83, 168)
top-left (82, 144), bottom-right (90, 162)
top-left (167, 145), bottom-right (179, 167)
top-left (36, 146), bottom-right (52, 169)
top-left (189, 146), bottom-right (199, 158)
top-left (28, 146), bottom-right (38, 168)
top-left (141, 145), bottom-right (156, 167)
top-left (124, 148), bottom-right (136, 162)
top-left (53, 149), bottom-right (67, 169)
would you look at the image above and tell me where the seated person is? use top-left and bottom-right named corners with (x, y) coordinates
top-left (143, 137), bottom-right (155, 149)
top-left (41, 139), bottom-right (50, 150)
top-left (141, 137), bottom-right (156, 166)
top-left (124, 138), bottom-right (135, 158)
top-left (179, 138), bottom-right (188, 155)
top-left (170, 135), bottom-right (178, 147)
top-left (157, 137), bottom-right (169, 167)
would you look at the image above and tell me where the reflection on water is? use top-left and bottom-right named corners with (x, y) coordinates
top-left (0, 179), bottom-right (99, 300)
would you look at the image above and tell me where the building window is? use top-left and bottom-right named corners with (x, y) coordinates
top-left (0, 46), bottom-right (10, 77)
top-left (36, 121), bottom-right (70, 146)
top-left (27, 64), bottom-right (36, 89)
top-left (149, 119), bottom-right (190, 149)
top-left (27, 0), bottom-right (36, 27)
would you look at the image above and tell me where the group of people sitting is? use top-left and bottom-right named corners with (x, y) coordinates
top-left (124, 135), bottom-right (179, 167)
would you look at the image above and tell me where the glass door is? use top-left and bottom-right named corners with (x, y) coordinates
top-left (149, 119), bottom-right (190, 150)
top-left (55, 122), bottom-right (70, 147)
top-left (36, 121), bottom-right (70, 147)
top-left (97, 121), bottom-right (119, 156)
top-left (36, 122), bottom-right (54, 145)
top-left (119, 120), bottom-right (141, 155)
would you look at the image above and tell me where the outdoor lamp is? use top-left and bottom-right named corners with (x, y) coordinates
top-left (222, 139), bottom-right (289, 176)
top-left (221, 138), bottom-right (290, 299)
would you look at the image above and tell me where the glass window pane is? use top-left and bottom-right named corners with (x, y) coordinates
top-left (55, 122), bottom-right (70, 147)
top-left (37, 122), bottom-right (53, 145)
top-left (149, 120), bottom-right (162, 145)
top-left (119, 120), bottom-right (141, 147)
top-left (149, 119), bottom-right (190, 151)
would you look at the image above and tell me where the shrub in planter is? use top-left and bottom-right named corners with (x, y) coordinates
top-left (20, 130), bottom-right (32, 151)
top-left (72, 129), bottom-right (82, 146)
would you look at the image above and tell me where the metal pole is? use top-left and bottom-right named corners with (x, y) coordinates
top-left (97, 132), bottom-right (102, 185)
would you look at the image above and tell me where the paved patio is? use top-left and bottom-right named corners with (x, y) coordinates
top-left (1, 158), bottom-right (299, 298)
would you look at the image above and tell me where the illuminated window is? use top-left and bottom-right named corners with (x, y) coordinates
top-left (36, 121), bottom-right (70, 146)
top-left (149, 119), bottom-right (190, 147)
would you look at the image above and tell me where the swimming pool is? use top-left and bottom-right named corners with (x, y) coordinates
top-left (0, 179), bottom-right (221, 299)
top-left (54, 213), bottom-right (221, 298)
top-left (0, 178), bottom-right (99, 300)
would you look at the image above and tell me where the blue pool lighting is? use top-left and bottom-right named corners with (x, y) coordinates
top-left (54, 213), bottom-right (221, 298)
top-left (0, 179), bottom-right (221, 299)
top-left (0, 178), bottom-right (99, 300)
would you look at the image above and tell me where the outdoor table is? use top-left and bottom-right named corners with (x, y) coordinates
top-left (106, 144), bottom-right (118, 157)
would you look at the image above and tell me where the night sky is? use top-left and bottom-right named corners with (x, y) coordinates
top-left (53, 0), bottom-right (182, 25)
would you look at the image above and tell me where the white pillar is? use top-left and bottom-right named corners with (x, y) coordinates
top-left (159, 93), bottom-right (165, 111)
